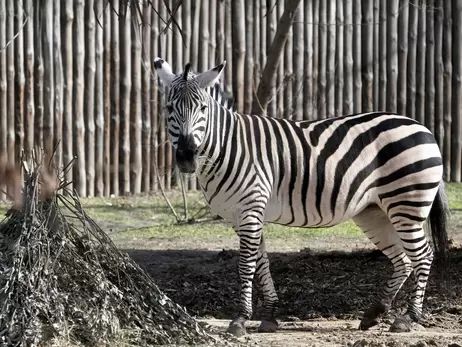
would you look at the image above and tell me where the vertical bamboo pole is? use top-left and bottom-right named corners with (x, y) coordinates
top-left (361, 0), bottom-right (373, 112)
top-left (352, 0), bottom-right (361, 113)
top-left (182, 0), bottom-right (191, 66)
top-left (425, 0), bottom-right (435, 134)
top-left (111, 0), bottom-right (120, 195)
top-left (407, 0), bottom-right (418, 120)
top-left (326, 0), bottom-right (335, 118)
top-left (120, 9), bottom-right (131, 195)
top-left (199, 0), bottom-right (209, 71)
top-left (157, 2), bottom-right (166, 190)
top-left (232, 0), bottom-right (245, 114)
top-left (253, 0), bottom-right (260, 100)
top-left (373, 0), bottom-right (379, 109)
top-left (378, 0), bottom-right (387, 111)
top-left (335, 0), bottom-right (344, 116)
top-left (131, 16), bottom-right (142, 194)
top-left (6, 0), bottom-right (15, 167)
top-left (266, 0), bottom-right (277, 118)
top-left (0, 1), bottom-right (6, 201)
top-left (24, 0), bottom-right (34, 155)
top-left (224, 0), bottom-right (233, 95)
top-left (283, 1), bottom-right (293, 119)
top-left (63, 0), bottom-right (73, 186)
top-left (142, 3), bottom-right (152, 193)
top-left (150, 0), bottom-right (159, 191)
top-left (343, 0), bottom-right (353, 115)
top-left (304, 0), bottom-right (314, 119)
top-left (317, 0), bottom-right (327, 119)
top-left (85, 0), bottom-right (96, 197)
top-left (15, 0), bottom-right (25, 161)
top-left (260, 0), bottom-right (266, 72)
top-left (53, 0), bottom-right (63, 169)
top-left (397, 0), bottom-right (409, 117)
top-left (386, 0), bottom-right (398, 113)
top-left (293, 3), bottom-right (303, 120)
top-left (191, 0), bottom-right (201, 71)
top-left (209, 0), bottom-right (216, 66)
top-left (244, 0), bottom-right (254, 115)
top-left (34, 3), bottom-right (44, 153)
top-left (415, 1), bottom-right (427, 126)
top-left (276, 0), bottom-right (284, 118)
top-left (442, 0), bottom-right (452, 179)
top-left (94, 0), bottom-right (104, 196)
top-left (164, 1), bottom-right (172, 190)
top-left (434, 4), bottom-right (444, 155)
top-left (74, 0), bottom-right (86, 196)
top-left (451, 0), bottom-right (462, 181)
top-left (103, 3), bottom-right (111, 196)
top-left (216, 0), bottom-right (224, 65)
top-left (173, 4), bottom-right (182, 71)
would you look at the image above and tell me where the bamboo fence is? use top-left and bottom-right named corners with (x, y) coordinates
top-left (0, 0), bottom-right (461, 199)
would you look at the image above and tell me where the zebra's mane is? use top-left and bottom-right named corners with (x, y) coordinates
top-left (205, 82), bottom-right (236, 112)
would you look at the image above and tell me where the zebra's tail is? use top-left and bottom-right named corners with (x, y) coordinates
top-left (428, 180), bottom-right (450, 269)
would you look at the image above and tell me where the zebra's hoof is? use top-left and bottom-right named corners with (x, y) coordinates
top-left (258, 318), bottom-right (278, 333)
top-left (389, 315), bottom-right (413, 332)
top-left (358, 317), bottom-right (380, 331)
top-left (226, 318), bottom-right (247, 337)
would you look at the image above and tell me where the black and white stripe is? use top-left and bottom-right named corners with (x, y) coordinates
top-left (154, 59), bottom-right (449, 336)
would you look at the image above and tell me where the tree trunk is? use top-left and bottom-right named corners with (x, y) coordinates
top-left (361, 0), bottom-right (373, 112)
top-left (293, 1), bottom-right (303, 120)
top-left (63, 0), bottom-right (73, 186)
top-left (343, 0), bottom-right (353, 115)
top-left (85, 0), bottom-right (96, 196)
top-left (6, 0), bottom-right (15, 169)
top-left (406, 0), bottom-right (418, 119)
top-left (251, 0), bottom-right (302, 116)
top-left (224, 0), bottom-right (233, 95)
top-left (94, 0), bottom-right (104, 196)
top-left (416, 1), bottom-right (427, 125)
top-left (317, 0), bottom-right (326, 119)
top-left (434, 3), bottom-right (444, 156)
top-left (104, 2), bottom-right (111, 196)
top-left (266, 0), bottom-right (277, 118)
top-left (335, 0), bottom-right (344, 116)
top-left (283, 0), bottom-right (293, 119)
top-left (386, 0), bottom-right (398, 113)
top-left (372, 0), bottom-right (379, 109)
top-left (208, 0), bottom-right (216, 66)
top-left (142, 3), bottom-right (152, 193)
top-left (378, 0), bottom-right (387, 110)
top-left (244, 0), bottom-right (254, 115)
top-left (326, 0), bottom-right (335, 118)
top-left (150, 0), bottom-right (159, 191)
top-left (0, 1), bottom-right (6, 201)
top-left (304, 0), bottom-right (314, 119)
top-left (24, 0), bottom-right (34, 155)
top-left (15, 0), bottom-right (25, 161)
top-left (34, 3), bottom-right (44, 153)
top-left (352, 0), bottom-right (361, 113)
top-left (53, 0), bottom-right (63, 169)
top-left (425, 0), bottom-right (435, 134)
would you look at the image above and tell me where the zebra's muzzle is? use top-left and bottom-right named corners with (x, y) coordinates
top-left (176, 134), bottom-right (198, 173)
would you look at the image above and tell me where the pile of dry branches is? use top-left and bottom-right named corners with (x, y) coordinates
top-left (0, 155), bottom-right (231, 346)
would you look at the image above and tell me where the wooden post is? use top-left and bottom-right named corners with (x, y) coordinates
top-left (373, 0), bottom-right (379, 109)
top-left (326, 0), bottom-right (335, 118)
top-left (397, 0), bottom-right (409, 117)
top-left (352, 0), bottom-right (362, 113)
top-left (74, 0), bottom-right (86, 197)
top-left (442, 0), bottom-right (452, 180)
top-left (216, 0), bottom-right (224, 65)
top-left (253, 0), bottom-right (260, 103)
top-left (0, 1), bottom-right (6, 201)
top-left (386, 0), bottom-right (398, 113)
top-left (85, 0), bottom-right (96, 197)
top-left (378, 0), bottom-right (387, 110)
top-left (104, 2), bottom-right (111, 196)
top-left (452, 0), bottom-right (462, 182)
top-left (361, 0), bottom-right (373, 112)
top-left (283, 1), bottom-right (293, 120)
top-left (232, 0), bottom-right (245, 114)
top-left (120, 10), bottom-right (131, 195)
top-left (416, 2), bottom-right (427, 126)
top-left (24, 0), bottom-right (34, 155)
top-left (15, 0), bottom-right (25, 161)
top-left (150, 0), bottom-right (159, 191)
top-left (293, 1), bottom-right (303, 120)
top-left (53, 0), bottom-right (63, 169)
top-left (208, 0), bottom-right (216, 66)
top-left (434, 3), bottom-right (444, 155)
top-left (63, 0), bottom-right (73, 186)
top-left (191, 0), bottom-right (201, 71)
top-left (406, 0), bottom-right (418, 120)
top-left (266, 0), bottom-right (277, 118)
top-left (244, 0), bottom-right (254, 115)
top-left (6, 0), bottom-right (15, 168)
top-left (335, 0), bottom-right (344, 116)
top-left (34, 3), bottom-right (44, 153)
top-left (224, 0), bottom-right (233, 96)
top-left (142, 3), bottom-right (152, 193)
top-left (304, 0), bottom-right (314, 119)
top-left (276, 0), bottom-right (284, 118)
top-left (317, 0), bottom-right (326, 119)
top-left (111, 0), bottom-right (120, 196)
top-left (94, 0), bottom-right (104, 196)
top-left (157, 2), bottom-right (166, 190)
top-left (130, 15), bottom-right (142, 194)
top-left (425, 0), bottom-right (435, 135)
top-left (343, 0), bottom-right (353, 115)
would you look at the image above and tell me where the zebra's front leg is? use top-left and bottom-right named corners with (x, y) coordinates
top-left (226, 219), bottom-right (263, 337)
top-left (256, 235), bottom-right (279, 333)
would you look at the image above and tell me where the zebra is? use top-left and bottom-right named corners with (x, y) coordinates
top-left (153, 58), bottom-right (449, 337)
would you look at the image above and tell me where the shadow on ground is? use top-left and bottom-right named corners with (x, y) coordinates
top-left (123, 247), bottom-right (462, 332)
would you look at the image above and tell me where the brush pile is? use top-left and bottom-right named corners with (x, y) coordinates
top-left (0, 155), bottom-right (231, 347)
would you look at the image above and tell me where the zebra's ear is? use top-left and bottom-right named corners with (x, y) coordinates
top-left (195, 61), bottom-right (226, 89)
top-left (154, 57), bottom-right (175, 87)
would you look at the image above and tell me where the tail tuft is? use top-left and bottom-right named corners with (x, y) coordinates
top-left (429, 181), bottom-right (450, 270)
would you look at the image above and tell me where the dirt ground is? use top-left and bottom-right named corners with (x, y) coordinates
top-left (123, 234), bottom-right (462, 347)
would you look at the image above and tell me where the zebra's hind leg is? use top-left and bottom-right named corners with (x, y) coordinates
top-left (256, 235), bottom-right (279, 333)
top-left (353, 206), bottom-right (413, 331)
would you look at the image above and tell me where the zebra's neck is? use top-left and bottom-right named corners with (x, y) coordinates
top-left (197, 97), bottom-right (238, 182)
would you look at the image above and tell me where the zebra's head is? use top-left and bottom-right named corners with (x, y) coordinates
top-left (154, 57), bottom-right (226, 173)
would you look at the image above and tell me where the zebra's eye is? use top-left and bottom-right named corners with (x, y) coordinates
top-left (166, 105), bottom-right (174, 114)
top-left (200, 105), bottom-right (207, 112)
